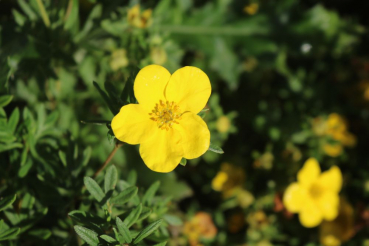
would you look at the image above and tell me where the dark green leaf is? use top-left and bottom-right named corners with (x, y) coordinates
top-left (110, 186), bottom-right (137, 205)
top-left (142, 181), bottom-right (160, 205)
top-left (27, 229), bottom-right (52, 240)
top-left (18, 160), bottom-right (33, 178)
top-left (84, 177), bottom-right (105, 202)
top-left (80, 120), bottom-right (111, 126)
top-left (0, 195), bottom-right (16, 212)
top-left (116, 217), bottom-right (132, 243)
top-left (0, 227), bottom-right (20, 241)
top-left (120, 67), bottom-right (139, 104)
top-left (138, 207), bottom-right (151, 221)
top-left (104, 165), bottom-right (118, 193)
top-left (133, 219), bottom-right (163, 244)
top-left (93, 81), bottom-right (119, 115)
top-left (208, 143), bottom-right (224, 154)
top-left (74, 226), bottom-right (99, 246)
top-left (59, 151), bottom-right (67, 167)
top-left (124, 204), bottom-right (142, 228)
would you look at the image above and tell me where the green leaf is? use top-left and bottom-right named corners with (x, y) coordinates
top-left (0, 227), bottom-right (20, 241)
top-left (138, 207), bottom-right (151, 221)
top-left (80, 120), bottom-right (111, 125)
top-left (133, 219), bottom-right (163, 244)
top-left (142, 181), bottom-right (160, 205)
top-left (84, 177), bottom-right (105, 202)
top-left (127, 170), bottom-right (137, 185)
top-left (74, 226), bottom-right (99, 246)
top-left (0, 95), bottom-right (13, 107)
top-left (208, 143), bottom-right (224, 154)
top-left (120, 68), bottom-right (139, 104)
top-left (0, 195), bottom-right (16, 212)
top-left (12, 9), bottom-right (26, 26)
top-left (198, 108), bottom-right (209, 119)
top-left (68, 210), bottom-right (105, 225)
top-left (93, 81), bottom-right (119, 115)
top-left (18, 0), bottom-right (37, 20)
top-left (100, 234), bottom-right (117, 243)
top-left (179, 158), bottom-right (187, 166)
top-left (154, 242), bottom-right (167, 246)
top-left (18, 160), bottom-right (33, 178)
top-left (110, 186), bottom-right (138, 205)
top-left (104, 165), bottom-right (118, 193)
top-left (59, 151), bottom-right (67, 167)
top-left (82, 147), bottom-right (92, 166)
top-left (124, 204), bottom-right (142, 228)
top-left (8, 107), bottom-right (19, 133)
top-left (64, 0), bottom-right (79, 31)
top-left (163, 214), bottom-right (183, 226)
top-left (28, 229), bottom-right (52, 240)
top-left (116, 217), bottom-right (132, 243)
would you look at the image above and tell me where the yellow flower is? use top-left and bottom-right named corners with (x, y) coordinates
top-left (211, 163), bottom-right (245, 197)
top-left (283, 158), bottom-right (342, 228)
top-left (150, 46), bottom-right (167, 65)
top-left (323, 143), bottom-right (343, 157)
top-left (320, 199), bottom-right (354, 246)
top-left (110, 49), bottom-right (129, 71)
top-left (111, 65), bottom-right (211, 173)
top-left (183, 212), bottom-right (217, 246)
top-left (127, 4), bottom-right (152, 29)
top-left (216, 116), bottom-right (231, 133)
top-left (243, 3), bottom-right (259, 15)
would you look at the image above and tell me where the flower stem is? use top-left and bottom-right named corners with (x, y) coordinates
top-left (94, 141), bottom-right (124, 177)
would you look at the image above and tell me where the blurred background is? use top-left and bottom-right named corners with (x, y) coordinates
top-left (1, 0), bottom-right (369, 245)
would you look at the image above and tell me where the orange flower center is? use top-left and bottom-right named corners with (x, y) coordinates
top-left (149, 100), bottom-right (182, 130)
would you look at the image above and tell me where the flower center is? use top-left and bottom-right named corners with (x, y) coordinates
top-left (309, 183), bottom-right (323, 199)
top-left (149, 100), bottom-right (182, 130)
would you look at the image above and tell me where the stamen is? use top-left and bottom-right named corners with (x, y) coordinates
top-left (149, 100), bottom-right (182, 130)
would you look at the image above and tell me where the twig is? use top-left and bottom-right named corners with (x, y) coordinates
top-left (94, 141), bottom-right (124, 177)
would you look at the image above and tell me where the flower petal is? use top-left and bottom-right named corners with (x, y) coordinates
top-left (299, 199), bottom-right (323, 228)
top-left (134, 65), bottom-right (171, 111)
top-left (174, 112), bottom-right (210, 159)
top-left (139, 129), bottom-right (183, 173)
top-left (283, 183), bottom-right (308, 213)
top-left (166, 66), bottom-right (211, 114)
top-left (297, 158), bottom-right (321, 187)
top-left (317, 192), bottom-right (340, 221)
top-left (317, 166), bottom-right (342, 193)
top-left (112, 104), bottom-right (157, 144)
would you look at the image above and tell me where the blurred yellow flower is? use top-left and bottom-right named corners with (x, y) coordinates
top-left (323, 143), bottom-right (343, 158)
top-left (216, 116), bottom-right (231, 133)
top-left (183, 212), bottom-right (217, 246)
top-left (312, 113), bottom-right (356, 157)
top-left (283, 158), bottom-right (342, 228)
top-left (211, 163), bottom-right (245, 197)
top-left (253, 152), bottom-right (274, 170)
top-left (243, 3), bottom-right (259, 15)
top-left (110, 49), bottom-right (129, 71)
top-left (127, 4), bottom-right (152, 29)
top-left (112, 65), bottom-right (211, 172)
top-left (320, 199), bottom-right (354, 246)
top-left (150, 46), bottom-right (167, 65)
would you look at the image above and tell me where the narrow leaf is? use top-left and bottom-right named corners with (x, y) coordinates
top-left (0, 227), bottom-right (20, 241)
top-left (110, 186), bottom-right (137, 205)
top-left (142, 181), bottom-right (160, 205)
top-left (80, 120), bottom-right (111, 125)
top-left (124, 204), bottom-right (142, 228)
top-left (100, 234), bottom-right (117, 243)
top-left (93, 81), bottom-right (118, 115)
top-left (104, 165), bottom-right (118, 193)
top-left (138, 207), bottom-right (151, 221)
top-left (0, 195), bottom-right (16, 212)
top-left (208, 143), bottom-right (224, 154)
top-left (84, 177), bottom-right (105, 202)
top-left (133, 219), bottom-right (163, 244)
top-left (154, 242), bottom-right (167, 246)
top-left (116, 217), bottom-right (132, 243)
top-left (64, 0), bottom-right (79, 30)
top-left (0, 95), bottom-right (13, 107)
top-left (8, 107), bottom-right (19, 133)
top-left (74, 226), bottom-right (99, 246)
